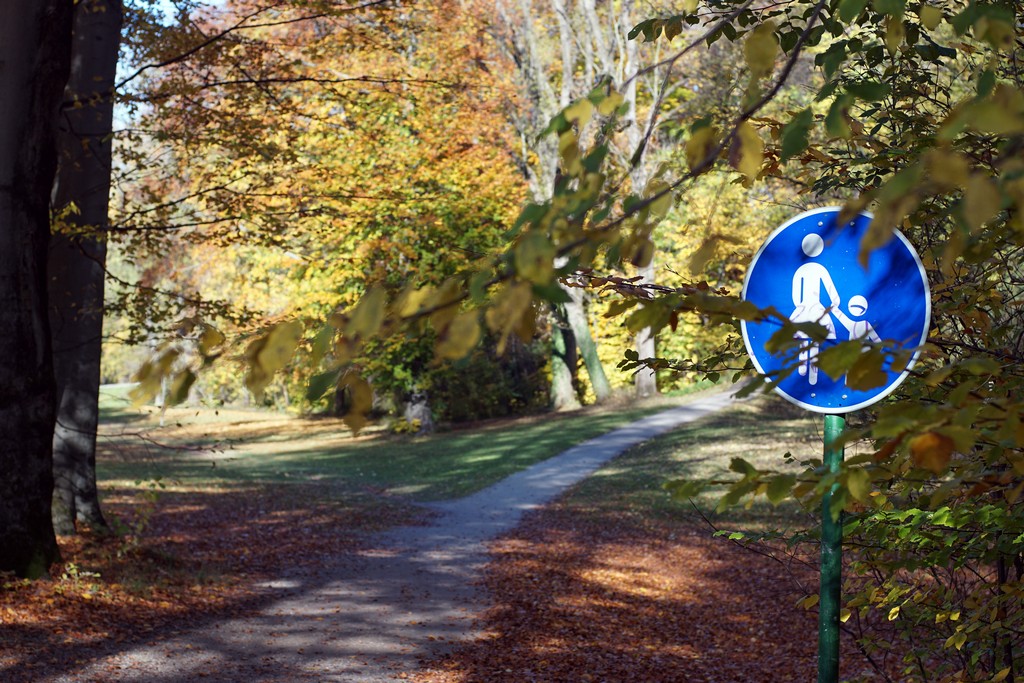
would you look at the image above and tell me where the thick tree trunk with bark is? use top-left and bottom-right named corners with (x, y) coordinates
top-left (0, 0), bottom-right (74, 577)
top-left (49, 0), bottom-right (122, 535)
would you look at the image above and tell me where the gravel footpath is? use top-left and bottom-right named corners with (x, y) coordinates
top-left (57, 391), bottom-right (734, 683)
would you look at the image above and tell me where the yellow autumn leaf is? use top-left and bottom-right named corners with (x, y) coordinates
top-left (846, 468), bottom-right (872, 502)
top-left (424, 278), bottom-right (462, 333)
top-left (970, 86), bottom-right (1024, 136)
top-left (514, 230), bottom-right (556, 284)
top-left (595, 90), bottom-right (624, 116)
top-left (645, 179), bottom-right (674, 219)
top-left (396, 283), bottom-right (434, 318)
top-left (346, 286), bottom-right (387, 339)
top-left (167, 369), bottom-right (196, 406)
top-left (340, 373), bottom-right (373, 435)
top-left (910, 432), bottom-right (954, 474)
top-left (918, 5), bottom-right (942, 29)
top-left (735, 121), bottom-right (764, 183)
top-left (485, 281), bottom-right (533, 350)
top-left (976, 16), bottom-right (1015, 51)
top-left (130, 348), bottom-right (180, 407)
top-left (963, 173), bottom-right (1002, 233)
top-left (564, 98), bottom-right (594, 127)
top-left (744, 21), bottom-right (778, 80)
top-left (256, 320), bottom-right (303, 375)
top-left (558, 130), bottom-right (581, 176)
top-left (945, 631), bottom-right (967, 650)
top-left (688, 235), bottom-right (722, 275)
top-left (626, 235), bottom-right (655, 268)
top-left (437, 311), bottom-right (481, 360)
top-left (685, 125), bottom-right (718, 172)
top-left (885, 16), bottom-right (904, 54)
top-left (924, 148), bottom-right (969, 189)
top-left (796, 594), bottom-right (820, 609)
top-left (198, 326), bottom-right (226, 355)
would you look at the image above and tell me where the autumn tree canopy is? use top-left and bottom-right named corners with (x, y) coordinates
top-left (5, 4), bottom-right (1024, 679)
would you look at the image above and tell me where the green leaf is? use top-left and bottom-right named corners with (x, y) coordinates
top-left (977, 69), bottom-right (996, 98)
top-left (825, 93), bottom-right (853, 138)
top-left (873, 0), bottom-right (906, 19)
top-left (817, 42), bottom-right (848, 80)
top-left (306, 369), bottom-right (342, 402)
top-left (839, 0), bottom-right (869, 22)
top-left (846, 81), bottom-right (891, 101)
top-left (846, 349), bottom-right (889, 390)
top-left (779, 108), bottom-right (813, 162)
top-left (767, 473), bottom-right (796, 504)
top-left (729, 457), bottom-right (758, 477)
top-left (664, 17), bottom-right (683, 41)
top-left (167, 369), bottom-right (196, 406)
top-left (816, 340), bottom-right (865, 380)
top-left (310, 323), bottom-right (335, 368)
top-left (665, 478), bottom-right (706, 499)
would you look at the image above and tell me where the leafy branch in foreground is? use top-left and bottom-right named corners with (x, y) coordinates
top-left (123, 0), bottom-right (1024, 676)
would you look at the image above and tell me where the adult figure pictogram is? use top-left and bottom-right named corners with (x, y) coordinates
top-left (789, 232), bottom-right (840, 385)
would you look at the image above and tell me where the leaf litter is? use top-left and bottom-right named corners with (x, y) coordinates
top-left (412, 505), bottom-right (881, 682)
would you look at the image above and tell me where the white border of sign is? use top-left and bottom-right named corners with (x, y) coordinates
top-left (740, 206), bottom-right (931, 414)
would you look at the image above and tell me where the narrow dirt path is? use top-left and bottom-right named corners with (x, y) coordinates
top-left (54, 391), bottom-right (735, 683)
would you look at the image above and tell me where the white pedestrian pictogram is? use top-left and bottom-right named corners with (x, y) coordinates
top-left (832, 294), bottom-right (882, 386)
top-left (789, 233), bottom-right (839, 385)
top-left (741, 206), bottom-right (930, 414)
top-left (833, 295), bottom-right (881, 344)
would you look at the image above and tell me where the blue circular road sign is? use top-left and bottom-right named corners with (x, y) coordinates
top-left (741, 206), bottom-right (931, 413)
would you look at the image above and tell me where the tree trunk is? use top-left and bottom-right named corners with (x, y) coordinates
top-left (563, 285), bottom-right (611, 402)
top-left (550, 305), bottom-right (580, 411)
top-left (634, 259), bottom-right (659, 398)
top-left (621, 1), bottom-right (659, 399)
top-left (0, 0), bottom-right (74, 577)
top-left (50, 0), bottom-right (122, 535)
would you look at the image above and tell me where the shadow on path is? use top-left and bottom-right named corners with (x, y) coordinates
top-left (46, 392), bottom-right (735, 683)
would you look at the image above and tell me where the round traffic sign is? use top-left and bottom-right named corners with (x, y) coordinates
top-left (740, 207), bottom-right (930, 413)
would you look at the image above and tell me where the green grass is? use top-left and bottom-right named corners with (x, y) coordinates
top-left (560, 395), bottom-right (828, 532)
top-left (98, 394), bottom-right (699, 502)
top-left (98, 384), bottom-right (145, 424)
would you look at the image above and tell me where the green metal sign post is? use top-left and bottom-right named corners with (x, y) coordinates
top-left (818, 414), bottom-right (845, 683)
top-left (740, 208), bottom-right (930, 683)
